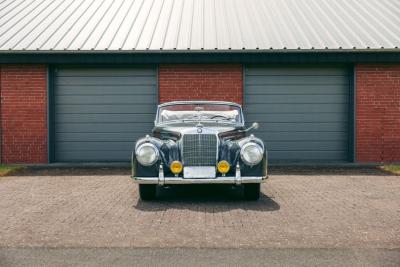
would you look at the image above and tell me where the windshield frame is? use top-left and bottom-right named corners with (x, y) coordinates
top-left (155, 101), bottom-right (245, 126)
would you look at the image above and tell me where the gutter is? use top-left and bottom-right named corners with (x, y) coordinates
top-left (0, 48), bottom-right (399, 54)
top-left (1, 51), bottom-right (400, 64)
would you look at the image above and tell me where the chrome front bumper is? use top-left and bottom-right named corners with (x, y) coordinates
top-left (131, 164), bottom-right (268, 185)
top-left (133, 176), bottom-right (267, 185)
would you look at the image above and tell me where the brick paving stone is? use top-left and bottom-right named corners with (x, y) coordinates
top-left (0, 167), bottom-right (399, 248)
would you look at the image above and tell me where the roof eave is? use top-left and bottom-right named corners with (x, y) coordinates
top-left (0, 48), bottom-right (399, 54)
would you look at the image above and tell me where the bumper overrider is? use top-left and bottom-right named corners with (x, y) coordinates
top-left (132, 163), bottom-right (268, 185)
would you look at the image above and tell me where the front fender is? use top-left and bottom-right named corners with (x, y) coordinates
top-left (219, 135), bottom-right (267, 177)
top-left (133, 136), bottom-right (180, 177)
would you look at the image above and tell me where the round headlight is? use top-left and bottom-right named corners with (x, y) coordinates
top-left (240, 142), bottom-right (263, 166)
top-left (135, 143), bottom-right (159, 166)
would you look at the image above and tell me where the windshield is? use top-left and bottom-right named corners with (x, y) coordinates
top-left (157, 103), bottom-right (243, 124)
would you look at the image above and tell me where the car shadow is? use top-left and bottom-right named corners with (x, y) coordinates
top-left (11, 166), bottom-right (392, 177)
top-left (133, 184), bottom-right (280, 212)
top-left (270, 166), bottom-right (394, 176)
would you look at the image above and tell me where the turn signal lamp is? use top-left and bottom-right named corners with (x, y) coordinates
top-left (170, 161), bottom-right (183, 174)
top-left (217, 160), bottom-right (230, 174)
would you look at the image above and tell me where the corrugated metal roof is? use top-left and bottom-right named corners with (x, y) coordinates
top-left (0, 0), bottom-right (399, 52)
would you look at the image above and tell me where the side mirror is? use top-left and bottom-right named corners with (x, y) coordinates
top-left (244, 122), bottom-right (259, 132)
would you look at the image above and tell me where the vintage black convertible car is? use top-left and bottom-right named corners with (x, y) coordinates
top-left (131, 101), bottom-right (268, 200)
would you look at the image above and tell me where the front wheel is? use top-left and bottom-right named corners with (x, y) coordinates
top-left (243, 184), bottom-right (260, 200)
top-left (139, 184), bottom-right (157, 200)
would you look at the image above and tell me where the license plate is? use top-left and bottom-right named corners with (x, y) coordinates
top-left (183, 166), bottom-right (216, 178)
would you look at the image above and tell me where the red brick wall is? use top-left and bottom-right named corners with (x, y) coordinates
top-left (356, 64), bottom-right (400, 163)
top-left (1, 65), bottom-right (48, 163)
top-left (158, 64), bottom-right (243, 104)
top-left (1, 63), bottom-right (398, 164)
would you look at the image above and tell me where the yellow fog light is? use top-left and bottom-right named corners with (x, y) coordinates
top-left (217, 160), bottom-right (230, 174)
top-left (170, 161), bottom-right (183, 174)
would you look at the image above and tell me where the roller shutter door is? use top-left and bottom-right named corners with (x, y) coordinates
top-left (244, 66), bottom-right (350, 162)
top-left (53, 67), bottom-right (157, 162)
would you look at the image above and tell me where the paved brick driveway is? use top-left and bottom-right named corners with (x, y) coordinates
top-left (0, 167), bottom-right (399, 248)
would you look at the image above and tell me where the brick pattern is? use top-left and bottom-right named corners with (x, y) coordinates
top-left (0, 168), bottom-right (399, 248)
top-left (158, 64), bottom-right (243, 104)
top-left (356, 64), bottom-right (400, 163)
top-left (0, 65), bottom-right (48, 163)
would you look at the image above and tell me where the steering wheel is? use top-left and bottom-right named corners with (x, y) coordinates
top-left (210, 115), bottom-right (230, 120)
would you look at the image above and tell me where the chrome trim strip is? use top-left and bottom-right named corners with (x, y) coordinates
top-left (158, 164), bottom-right (164, 186)
top-left (265, 149), bottom-right (268, 177)
top-left (131, 151), bottom-right (134, 177)
top-left (132, 176), bottom-right (267, 185)
top-left (235, 162), bottom-right (241, 185)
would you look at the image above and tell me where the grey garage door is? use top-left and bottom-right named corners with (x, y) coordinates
top-left (53, 67), bottom-right (157, 162)
top-left (244, 66), bottom-right (350, 162)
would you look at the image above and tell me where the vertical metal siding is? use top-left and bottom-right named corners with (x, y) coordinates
top-left (244, 66), bottom-right (350, 162)
top-left (53, 67), bottom-right (157, 162)
top-left (1, 0), bottom-right (399, 51)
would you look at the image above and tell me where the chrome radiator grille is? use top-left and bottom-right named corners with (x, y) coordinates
top-left (182, 134), bottom-right (217, 166)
